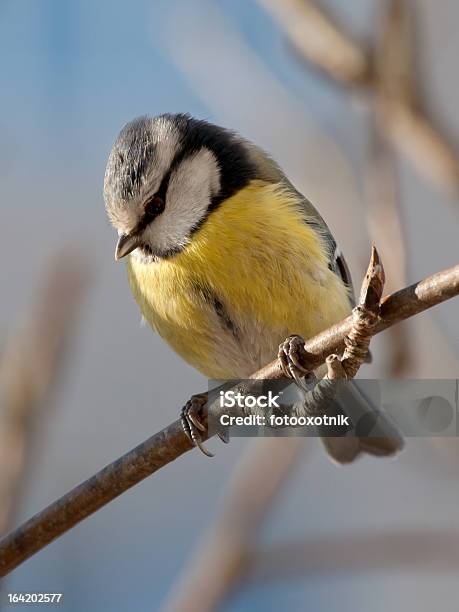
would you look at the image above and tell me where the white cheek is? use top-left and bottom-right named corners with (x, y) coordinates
top-left (145, 148), bottom-right (221, 253)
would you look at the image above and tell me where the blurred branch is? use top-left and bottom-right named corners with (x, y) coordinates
top-left (257, 0), bottom-right (371, 85)
top-left (382, 104), bottom-right (459, 195)
top-left (366, 134), bottom-right (412, 375)
top-left (366, 136), bottom-right (406, 293)
top-left (258, 0), bottom-right (459, 197)
top-left (0, 252), bottom-right (88, 536)
top-left (249, 530), bottom-right (459, 580)
top-left (161, 438), bottom-right (306, 612)
top-left (0, 256), bottom-right (458, 577)
top-left (376, 0), bottom-right (417, 106)
top-left (365, 0), bottom-right (413, 374)
top-left (371, 0), bottom-right (411, 291)
top-left (377, 0), bottom-right (459, 194)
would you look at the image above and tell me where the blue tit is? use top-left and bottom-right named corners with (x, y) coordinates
top-left (104, 114), bottom-right (403, 463)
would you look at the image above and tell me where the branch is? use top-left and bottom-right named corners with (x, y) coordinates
top-left (366, 1), bottom-right (413, 374)
top-left (338, 245), bottom-right (384, 378)
top-left (256, 0), bottom-right (371, 86)
top-left (248, 530), bottom-right (459, 580)
top-left (0, 259), bottom-right (458, 577)
top-left (257, 0), bottom-right (459, 197)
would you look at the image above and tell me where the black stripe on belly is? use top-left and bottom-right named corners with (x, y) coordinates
top-left (213, 296), bottom-right (238, 336)
top-left (193, 282), bottom-right (239, 338)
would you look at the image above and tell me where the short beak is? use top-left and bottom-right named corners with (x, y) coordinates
top-left (115, 233), bottom-right (139, 260)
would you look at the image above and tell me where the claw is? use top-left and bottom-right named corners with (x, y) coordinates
top-left (278, 335), bottom-right (312, 393)
top-left (194, 435), bottom-right (214, 458)
top-left (181, 413), bottom-right (192, 440)
top-left (188, 410), bottom-right (206, 432)
top-left (180, 394), bottom-right (214, 457)
top-left (218, 430), bottom-right (230, 444)
top-left (290, 365), bottom-right (308, 392)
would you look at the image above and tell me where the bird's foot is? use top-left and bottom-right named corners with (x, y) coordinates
top-left (278, 335), bottom-right (314, 392)
top-left (181, 393), bottom-right (213, 457)
top-left (181, 393), bottom-right (230, 457)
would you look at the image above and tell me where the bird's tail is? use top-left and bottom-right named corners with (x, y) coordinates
top-left (317, 380), bottom-right (404, 464)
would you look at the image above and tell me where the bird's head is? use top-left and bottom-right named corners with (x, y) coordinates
top-left (103, 114), bottom-right (255, 261)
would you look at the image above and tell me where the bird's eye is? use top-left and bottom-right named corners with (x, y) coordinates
top-left (144, 195), bottom-right (165, 217)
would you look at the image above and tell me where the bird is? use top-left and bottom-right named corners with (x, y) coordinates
top-left (103, 113), bottom-right (403, 463)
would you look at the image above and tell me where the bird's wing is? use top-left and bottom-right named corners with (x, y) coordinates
top-left (245, 142), bottom-right (356, 305)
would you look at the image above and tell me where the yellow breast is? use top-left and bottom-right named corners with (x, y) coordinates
top-left (127, 180), bottom-right (351, 378)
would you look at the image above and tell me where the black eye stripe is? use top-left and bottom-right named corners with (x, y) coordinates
top-left (134, 144), bottom-right (192, 233)
top-left (156, 165), bottom-right (173, 200)
top-left (135, 167), bottom-right (172, 233)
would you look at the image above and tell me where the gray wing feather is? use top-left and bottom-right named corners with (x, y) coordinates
top-left (245, 141), bottom-right (356, 305)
